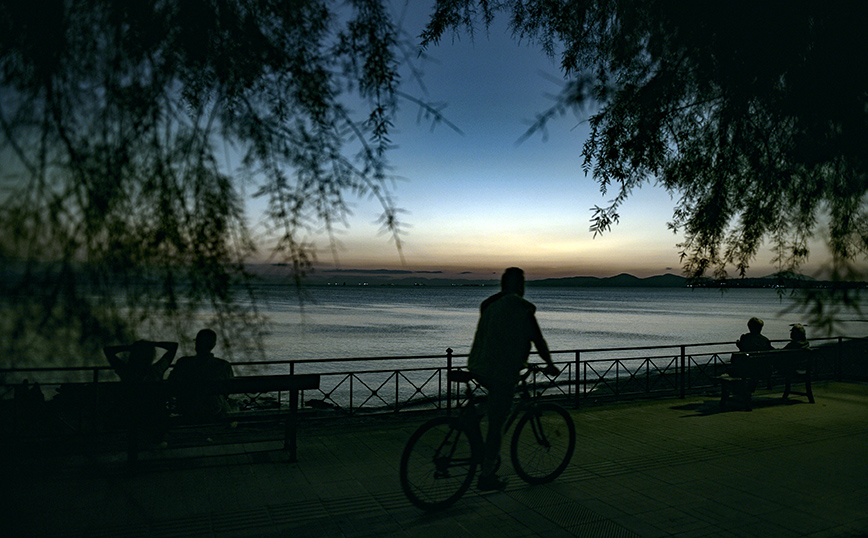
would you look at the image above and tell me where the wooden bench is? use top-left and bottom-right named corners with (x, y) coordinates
top-left (718, 349), bottom-right (814, 410)
top-left (126, 373), bottom-right (320, 464)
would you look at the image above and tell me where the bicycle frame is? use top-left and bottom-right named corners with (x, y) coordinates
top-left (453, 366), bottom-right (554, 456)
top-left (432, 425), bottom-right (476, 477)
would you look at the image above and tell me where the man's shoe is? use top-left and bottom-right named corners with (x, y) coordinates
top-left (477, 474), bottom-right (508, 491)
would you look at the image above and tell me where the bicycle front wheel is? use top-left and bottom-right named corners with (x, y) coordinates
top-left (400, 417), bottom-right (477, 510)
top-left (510, 403), bottom-right (575, 484)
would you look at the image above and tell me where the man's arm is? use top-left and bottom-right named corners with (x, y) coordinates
top-left (103, 345), bottom-right (129, 371)
top-left (530, 316), bottom-right (559, 376)
top-left (220, 359), bottom-right (235, 379)
top-left (152, 341), bottom-right (179, 375)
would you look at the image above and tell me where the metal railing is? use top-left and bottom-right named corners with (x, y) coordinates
top-left (1, 336), bottom-right (864, 434)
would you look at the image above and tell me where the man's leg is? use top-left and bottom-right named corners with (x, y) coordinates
top-left (479, 381), bottom-right (512, 490)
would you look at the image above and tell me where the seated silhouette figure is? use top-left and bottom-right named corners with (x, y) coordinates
top-left (736, 317), bottom-right (774, 352)
top-left (784, 323), bottom-right (809, 350)
top-left (14, 379), bottom-right (46, 429)
top-left (104, 340), bottom-right (178, 448)
top-left (168, 329), bottom-right (235, 422)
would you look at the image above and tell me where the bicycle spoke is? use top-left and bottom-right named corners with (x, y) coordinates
top-left (510, 403), bottom-right (575, 484)
top-left (400, 417), bottom-right (477, 510)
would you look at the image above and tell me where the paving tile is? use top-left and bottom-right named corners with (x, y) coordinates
top-left (4, 381), bottom-right (868, 538)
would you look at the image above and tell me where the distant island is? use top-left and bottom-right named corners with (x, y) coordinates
top-left (254, 267), bottom-right (867, 289)
top-left (530, 272), bottom-right (868, 289)
top-left (530, 273), bottom-right (687, 288)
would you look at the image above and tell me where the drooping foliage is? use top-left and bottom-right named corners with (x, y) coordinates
top-left (0, 0), bottom-right (444, 366)
top-left (422, 0), bottom-right (868, 331)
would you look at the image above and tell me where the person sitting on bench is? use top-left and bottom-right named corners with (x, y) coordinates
top-left (784, 324), bottom-right (809, 350)
top-left (169, 329), bottom-right (235, 422)
top-left (736, 317), bottom-right (774, 352)
top-left (105, 340), bottom-right (178, 447)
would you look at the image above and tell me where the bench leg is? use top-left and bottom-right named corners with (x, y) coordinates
top-left (720, 380), bottom-right (753, 411)
top-left (285, 389), bottom-right (299, 462)
top-left (783, 375), bottom-right (814, 403)
top-left (720, 383), bottom-right (729, 408)
top-left (127, 428), bottom-right (139, 465)
top-left (805, 377), bottom-right (815, 403)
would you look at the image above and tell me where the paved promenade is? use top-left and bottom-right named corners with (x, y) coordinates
top-left (5, 381), bottom-right (868, 538)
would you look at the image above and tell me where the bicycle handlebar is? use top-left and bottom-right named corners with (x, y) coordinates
top-left (447, 363), bottom-right (556, 385)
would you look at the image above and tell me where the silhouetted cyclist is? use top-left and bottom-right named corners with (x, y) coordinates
top-left (467, 267), bottom-right (559, 491)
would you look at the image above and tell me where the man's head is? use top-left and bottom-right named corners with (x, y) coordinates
top-left (129, 340), bottom-right (155, 365)
top-left (790, 323), bottom-right (806, 341)
top-left (195, 329), bottom-right (217, 356)
top-left (747, 317), bottom-right (764, 334)
top-left (501, 267), bottom-right (525, 296)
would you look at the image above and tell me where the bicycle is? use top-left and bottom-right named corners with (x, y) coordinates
top-left (399, 364), bottom-right (576, 510)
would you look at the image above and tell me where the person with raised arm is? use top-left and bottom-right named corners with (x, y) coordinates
top-left (105, 339), bottom-right (178, 449)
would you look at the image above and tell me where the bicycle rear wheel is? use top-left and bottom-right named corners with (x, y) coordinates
top-left (400, 416), bottom-right (477, 510)
top-left (510, 403), bottom-right (575, 484)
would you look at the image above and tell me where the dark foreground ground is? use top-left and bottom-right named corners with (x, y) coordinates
top-left (3, 381), bottom-right (867, 538)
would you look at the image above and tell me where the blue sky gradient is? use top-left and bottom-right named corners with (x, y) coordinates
top-left (253, 2), bottom-right (832, 281)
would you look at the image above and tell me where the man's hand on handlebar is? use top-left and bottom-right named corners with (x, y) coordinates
top-left (526, 362), bottom-right (560, 377)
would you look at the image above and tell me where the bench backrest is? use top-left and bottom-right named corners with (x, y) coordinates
top-left (730, 352), bottom-right (774, 378)
top-left (730, 349), bottom-right (813, 378)
top-left (211, 374), bottom-right (321, 395)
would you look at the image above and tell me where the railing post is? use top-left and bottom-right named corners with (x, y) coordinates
top-left (287, 386), bottom-right (299, 462)
top-left (646, 358), bottom-right (651, 394)
top-left (680, 345), bottom-right (686, 399)
top-left (574, 351), bottom-right (581, 409)
top-left (289, 361), bottom-right (294, 409)
top-left (446, 348), bottom-right (453, 416)
top-left (615, 360), bottom-right (620, 396)
top-left (93, 367), bottom-right (100, 433)
top-left (836, 336), bottom-right (843, 381)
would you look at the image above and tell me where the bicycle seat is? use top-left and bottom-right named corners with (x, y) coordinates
top-left (447, 369), bottom-right (475, 383)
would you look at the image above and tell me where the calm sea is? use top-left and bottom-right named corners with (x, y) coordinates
top-left (257, 286), bottom-right (868, 368)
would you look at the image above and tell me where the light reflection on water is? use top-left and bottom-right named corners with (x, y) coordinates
top-left (257, 286), bottom-right (868, 369)
top-left (243, 286), bottom-right (868, 408)
top-left (12, 286), bottom-right (865, 402)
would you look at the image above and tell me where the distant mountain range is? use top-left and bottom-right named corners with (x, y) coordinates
top-left (245, 263), bottom-right (867, 288)
top-left (531, 272), bottom-right (866, 289)
top-left (258, 268), bottom-right (692, 288)
top-left (530, 273), bottom-right (687, 288)
top-left (280, 269), bottom-right (867, 288)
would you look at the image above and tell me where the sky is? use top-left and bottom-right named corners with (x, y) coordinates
top-left (256, 2), bottom-right (830, 282)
